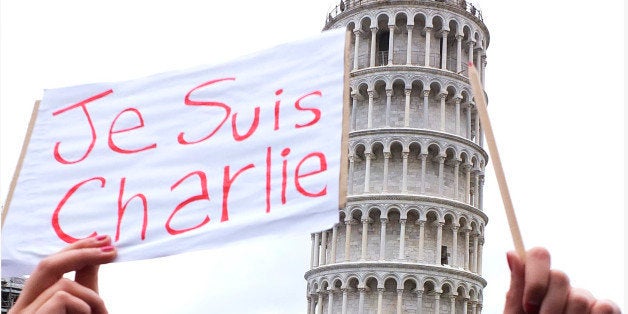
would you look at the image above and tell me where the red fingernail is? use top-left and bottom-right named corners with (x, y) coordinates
top-left (96, 235), bottom-right (107, 241)
top-left (468, 61), bottom-right (473, 67)
top-left (100, 246), bottom-right (115, 252)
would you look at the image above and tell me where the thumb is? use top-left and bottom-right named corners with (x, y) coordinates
top-left (504, 251), bottom-right (525, 314)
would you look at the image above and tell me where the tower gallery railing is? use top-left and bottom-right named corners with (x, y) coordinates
top-left (326, 0), bottom-right (483, 24)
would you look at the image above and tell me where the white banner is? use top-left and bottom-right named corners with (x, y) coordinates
top-left (2, 29), bottom-right (345, 276)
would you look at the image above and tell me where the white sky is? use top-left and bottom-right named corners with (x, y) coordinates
top-left (0, 0), bottom-right (624, 313)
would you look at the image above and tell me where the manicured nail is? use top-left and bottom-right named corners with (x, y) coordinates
top-left (100, 246), bottom-right (115, 252)
top-left (96, 235), bottom-right (108, 241)
top-left (468, 61), bottom-right (473, 67)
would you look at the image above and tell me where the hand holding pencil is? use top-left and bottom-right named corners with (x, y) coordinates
top-left (467, 63), bottom-right (621, 314)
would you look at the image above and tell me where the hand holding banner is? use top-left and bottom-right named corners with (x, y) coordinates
top-left (2, 28), bottom-right (346, 276)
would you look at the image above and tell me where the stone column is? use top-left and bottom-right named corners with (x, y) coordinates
top-left (367, 90), bottom-right (374, 128)
top-left (309, 294), bottom-right (316, 314)
top-left (416, 290), bottom-right (424, 312)
top-left (377, 288), bottom-right (384, 314)
top-left (468, 40), bottom-right (475, 68)
top-left (453, 158), bottom-right (460, 200)
top-left (406, 25), bottom-right (413, 65)
top-left (436, 222), bottom-right (444, 264)
top-left (360, 218), bottom-right (370, 260)
top-left (330, 224), bottom-right (338, 263)
top-left (316, 291), bottom-right (323, 314)
top-left (320, 230), bottom-right (327, 266)
top-left (347, 152), bottom-right (355, 195)
top-left (422, 89), bottom-right (430, 128)
top-left (420, 153), bottom-right (427, 194)
top-left (310, 234), bottom-right (316, 268)
top-left (466, 103), bottom-right (473, 140)
top-left (385, 89), bottom-right (392, 126)
top-left (351, 94), bottom-right (358, 131)
top-left (454, 97), bottom-right (461, 135)
top-left (450, 295), bottom-right (457, 314)
top-left (404, 89), bottom-right (411, 127)
top-left (396, 289), bottom-right (403, 314)
top-left (479, 121), bottom-right (484, 146)
top-left (472, 232), bottom-right (479, 273)
top-left (470, 300), bottom-right (477, 314)
top-left (327, 289), bottom-right (334, 314)
top-left (358, 288), bottom-right (366, 314)
top-left (479, 174), bottom-right (485, 210)
top-left (424, 27), bottom-right (432, 67)
top-left (475, 49), bottom-right (482, 73)
top-left (474, 105), bottom-right (480, 145)
top-left (398, 218), bottom-right (407, 260)
top-left (345, 220), bottom-right (353, 262)
top-left (307, 295), bottom-right (312, 314)
top-left (341, 288), bottom-right (348, 314)
top-left (481, 55), bottom-right (487, 86)
top-left (462, 298), bottom-right (468, 314)
top-left (379, 218), bottom-right (388, 260)
top-left (353, 30), bottom-right (361, 70)
top-left (439, 92), bottom-right (447, 131)
top-left (348, 155), bottom-right (355, 195)
top-left (469, 233), bottom-right (478, 273)
top-left (418, 219), bottom-right (426, 261)
top-left (464, 228), bottom-right (470, 270)
top-left (387, 25), bottom-right (395, 65)
top-left (370, 27), bottom-right (377, 67)
top-left (401, 152), bottom-right (409, 192)
top-left (383, 152), bottom-right (391, 192)
top-left (364, 152), bottom-right (372, 193)
top-left (456, 34), bottom-right (463, 73)
top-left (464, 163), bottom-right (471, 204)
top-left (440, 30), bottom-right (449, 69)
top-left (313, 232), bottom-right (320, 267)
top-left (452, 225), bottom-right (459, 267)
top-left (437, 155), bottom-right (445, 195)
top-left (434, 293), bottom-right (441, 313)
top-left (473, 169), bottom-right (480, 207)
top-left (478, 236), bottom-right (484, 275)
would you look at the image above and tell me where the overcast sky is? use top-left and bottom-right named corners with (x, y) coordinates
top-left (1, 0), bottom-right (624, 313)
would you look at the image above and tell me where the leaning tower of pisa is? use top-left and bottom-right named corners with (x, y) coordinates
top-left (305, 1), bottom-right (490, 313)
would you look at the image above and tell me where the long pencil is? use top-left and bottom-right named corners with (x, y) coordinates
top-left (338, 30), bottom-right (351, 210)
top-left (468, 63), bottom-right (526, 261)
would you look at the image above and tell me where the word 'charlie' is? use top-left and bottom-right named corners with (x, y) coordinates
top-left (49, 77), bottom-right (330, 244)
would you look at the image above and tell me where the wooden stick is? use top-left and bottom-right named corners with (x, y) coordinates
top-left (2, 100), bottom-right (41, 228)
top-left (338, 30), bottom-right (351, 210)
top-left (468, 63), bottom-right (526, 261)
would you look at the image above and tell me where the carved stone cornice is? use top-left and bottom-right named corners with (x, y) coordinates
top-left (304, 261), bottom-right (487, 287)
top-left (346, 194), bottom-right (489, 223)
top-left (351, 65), bottom-right (470, 84)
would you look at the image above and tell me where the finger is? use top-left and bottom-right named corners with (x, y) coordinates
top-left (565, 287), bottom-right (594, 314)
top-left (523, 247), bottom-right (551, 313)
top-left (503, 251), bottom-right (525, 314)
top-left (75, 264), bottom-right (100, 292)
top-left (591, 299), bottom-right (622, 314)
top-left (538, 270), bottom-right (569, 314)
top-left (18, 245), bottom-right (117, 306)
top-left (26, 278), bottom-right (108, 314)
top-left (34, 291), bottom-right (91, 314)
top-left (61, 234), bottom-right (112, 252)
top-left (73, 235), bottom-right (112, 291)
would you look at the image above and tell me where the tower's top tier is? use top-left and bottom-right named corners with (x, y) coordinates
top-left (324, 0), bottom-right (489, 48)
